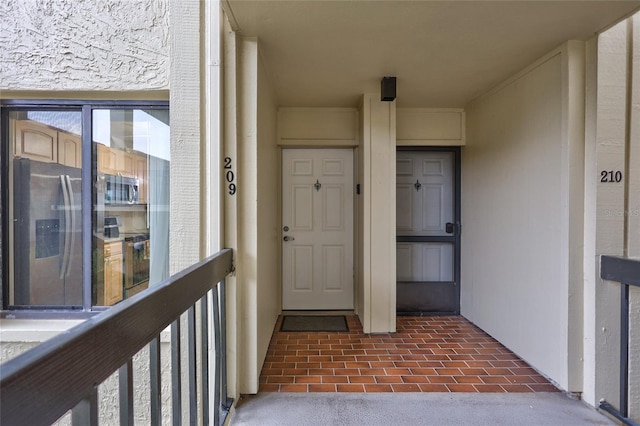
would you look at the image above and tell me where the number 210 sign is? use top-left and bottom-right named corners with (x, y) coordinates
top-left (600, 170), bottom-right (622, 183)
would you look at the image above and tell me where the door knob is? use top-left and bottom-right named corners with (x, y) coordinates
top-left (283, 236), bottom-right (295, 242)
top-left (446, 222), bottom-right (454, 234)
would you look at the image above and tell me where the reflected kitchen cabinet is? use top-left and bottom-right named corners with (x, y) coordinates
top-left (95, 239), bottom-right (124, 306)
top-left (119, 151), bottom-right (136, 178)
top-left (13, 120), bottom-right (82, 167)
top-left (96, 144), bottom-right (142, 180)
top-left (13, 120), bottom-right (58, 163)
top-left (134, 154), bottom-right (147, 204)
top-left (97, 143), bottom-right (118, 175)
top-left (97, 145), bottom-right (136, 177)
top-left (58, 131), bottom-right (82, 168)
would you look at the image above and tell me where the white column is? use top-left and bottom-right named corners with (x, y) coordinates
top-left (205, 1), bottom-right (222, 255)
top-left (222, 13), bottom-right (240, 399)
top-left (359, 94), bottom-right (396, 333)
top-left (627, 15), bottom-right (640, 420)
top-left (591, 18), bottom-right (628, 409)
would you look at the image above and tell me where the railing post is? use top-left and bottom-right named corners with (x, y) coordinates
top-left (600, 255), bottom-right (640, 426)
top-left (201, 295), bottom-right (210, 425)
top-left (621, 284), bottom-right (630, 418)
top-left (150, 335), bottom-right (162, 426)
top-left (212, 286), bottom-right (221, 426)
top-left (171, 319), bottom-right (182, 426)
top-left (188, 306), bottom-right (197, 426)
top-left (119, 359), bottom-right (134, 425)
top-left (220, 278), bottom-right (232, 411)
top-left (71, 387), bottom-right (98, 426)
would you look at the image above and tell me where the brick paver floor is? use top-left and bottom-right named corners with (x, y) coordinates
top-left (259, 315), bottom-right (559, 393)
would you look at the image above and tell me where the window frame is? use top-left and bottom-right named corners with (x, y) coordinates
top-left (1, 99), bottom-right (170, 318)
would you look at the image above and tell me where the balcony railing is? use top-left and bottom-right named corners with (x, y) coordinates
top-left (600, 255), bottom-right (640, 426)
top-left (0, 248), bottom-right (234, 426)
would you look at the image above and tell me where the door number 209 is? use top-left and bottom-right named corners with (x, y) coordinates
top-left (601, 170), bottom-right (622, 183)
top-left (224, 157), bottom-right (236, 195)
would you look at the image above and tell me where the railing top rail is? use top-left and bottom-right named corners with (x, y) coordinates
top-left (0, 248), bottom-right (233, 426)
top-left (601, 255), bottom-right (640, 287)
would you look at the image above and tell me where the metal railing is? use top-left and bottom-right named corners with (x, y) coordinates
top-left (600, 255), bottom-right (640, 426)
top-left (0, 248), bottom-right (234, 426)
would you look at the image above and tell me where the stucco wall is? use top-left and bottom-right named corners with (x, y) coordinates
top-left (169, 0), bottom-right (201, 273)
top-left (0, 0), bottom-right (169, 91)
top-left (462, 43), bottom-right (585, 391)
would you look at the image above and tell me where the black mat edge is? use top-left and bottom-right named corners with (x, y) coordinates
top-left (280, 315), bottom-right (348, 332)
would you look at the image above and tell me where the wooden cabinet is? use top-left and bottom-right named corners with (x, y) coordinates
top-left (57, 131), bottom-right (82, 168)
top-left (96, 239), bottom-right (123, 306)
top-left (13, 120), bottom-right (58, 163)
top-left (97, 144), bottom-right (136, 177)
top-left (13, 120), bottom-right (82, 167)
top-left (96, 145), bottom-right (145, 181)
top-left (119, 151), bottom-right (136, 178)
top-left (104, 241), bottom-right (124, 306)
top-left (97, 144), bottom-right (118, 175)
top-left (134, 154), bottom-right (148, 203)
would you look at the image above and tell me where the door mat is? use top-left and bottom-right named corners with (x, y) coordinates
top-left (280, 315), bottom-right (349, 332)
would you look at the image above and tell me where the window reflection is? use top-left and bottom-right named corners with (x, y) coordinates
top-left (9, 110), bottom-right (83, 307)
top-left (5, 105), bottom-right (169, 310)
top-left (92, 109), bottom-right (170, 306)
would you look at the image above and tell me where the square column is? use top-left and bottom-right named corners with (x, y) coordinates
top-left (358, 94), bottom-right (396, 333)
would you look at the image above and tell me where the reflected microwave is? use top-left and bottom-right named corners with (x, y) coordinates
top-left (102, 174), bottom-right (139, 205)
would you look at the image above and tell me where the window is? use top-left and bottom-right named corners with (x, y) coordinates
top-left (1, 101), bottom-right (170, 313)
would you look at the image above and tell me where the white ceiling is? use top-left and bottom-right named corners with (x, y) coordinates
top-left (224, 0), bottom-right (640, 108)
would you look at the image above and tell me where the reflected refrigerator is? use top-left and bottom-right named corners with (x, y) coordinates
top-left (13, 158), bottom-right (83, 306)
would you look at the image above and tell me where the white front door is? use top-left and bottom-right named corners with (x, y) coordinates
top-left (282, 148), bottom-right (354, 310)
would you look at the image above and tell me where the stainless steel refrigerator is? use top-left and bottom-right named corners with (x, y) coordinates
top-left (13, 158), bottom-right (83, 306)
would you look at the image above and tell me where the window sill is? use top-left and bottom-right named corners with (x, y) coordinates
top-left (0, 318), bottom-right (86, 343)
top-left (0, 310), bottom-right (100, 320)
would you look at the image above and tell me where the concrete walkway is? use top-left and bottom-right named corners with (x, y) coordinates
top-left (230, 392), bottom-right (615, 426)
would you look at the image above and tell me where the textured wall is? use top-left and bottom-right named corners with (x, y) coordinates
top-left (168, 0), bottom-right (201, 274)
top-left (0, 0), bottom-right (169, 91)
